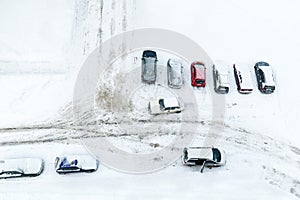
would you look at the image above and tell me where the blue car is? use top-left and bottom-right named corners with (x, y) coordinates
top-left (55, 155), bottom-right (98, 174)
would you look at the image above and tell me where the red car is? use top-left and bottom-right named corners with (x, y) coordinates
top-left (191, 62), bottom-right (206, 87)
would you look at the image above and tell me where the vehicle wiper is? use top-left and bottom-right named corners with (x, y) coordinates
top-left (200, 160), bottom-right (207, 173)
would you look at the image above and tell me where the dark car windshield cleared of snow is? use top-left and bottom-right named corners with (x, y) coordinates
top-left (265, 85), bottom-right (275, 91)
top-left (212, 148), bottom-right (221, 162)
top-left (159, 99), bottom-right (165, 110)
top-left (258, 62), bottom-right (269, 66)
top-left (143, 51), bottom-right (157, 58)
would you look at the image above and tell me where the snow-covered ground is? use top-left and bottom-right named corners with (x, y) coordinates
top-left (1, 0), bottom-right (300, 199)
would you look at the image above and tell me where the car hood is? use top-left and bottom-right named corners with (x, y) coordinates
top-left (149, 99), bottom-right (161, 114)
top-left (219, 149), bottom-right (227, 165)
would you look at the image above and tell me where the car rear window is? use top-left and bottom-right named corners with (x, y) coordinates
top-left (196, 79), bottom-right (205, 84)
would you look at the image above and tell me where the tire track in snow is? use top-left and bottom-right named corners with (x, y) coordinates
top-left (0, 120), bottom-right (299, 167)
top-left (262, 166), bottom-right (300, 198)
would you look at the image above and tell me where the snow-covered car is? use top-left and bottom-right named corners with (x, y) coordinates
top-left (182, 147), bottom-right (226, 172)
top-left (0, 158), bottom-right (44, 179)
top-left (254, 61), bottom-right (276, 94)
top-left (148, 97), bottom-right (184, 115)
top-left (233, 63), bottom-right (253, 94)
top-left (55, 155), bottom-right (99, 174)
top-left (191, 61), bottom-right (206, 87)
top-left (213, 64), bottom-right (230, 94)
top-left (167, 59), bottom-right (183, 88)
top-left (141, 50), bottom-right (158, 83)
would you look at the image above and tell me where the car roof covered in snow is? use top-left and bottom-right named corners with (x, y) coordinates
top-left (57, 155), bottom-right (97, 169)
top-left (168, 59), bottom-right (182, 69)
top-left (162, 97), bottom-right (179, 108)
top-left (214, 61), bottom-right (230, 75)
top-left (186, 147), bottom-right (213, 160)
top-left (259, 65), bottom-right (275, 86)
top-left (234, 64), bottom-right (253, 88)
top-left (0, 158), bottom-right (43, 173)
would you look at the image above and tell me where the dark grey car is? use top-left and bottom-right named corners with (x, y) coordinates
top-left (254, 61), bottom-right (276, 94)
top-left (141, 50), bottom-right (157, 83)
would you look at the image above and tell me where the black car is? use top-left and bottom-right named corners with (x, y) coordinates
top-left (254, 61), bottom-right (276, 94)
top-left (141, 50), bottom-right (157, 83)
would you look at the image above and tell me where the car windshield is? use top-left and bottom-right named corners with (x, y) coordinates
top-left (258, 62), bottom-right (269, 66)
top-left (265, 85), bottom-right (275, 90)
top-left (143, 51), bottom-right (157, 58)
top-left (196, 79), bottom-right (204, 84)
top-left (212, 148), bottom-right (221, 162)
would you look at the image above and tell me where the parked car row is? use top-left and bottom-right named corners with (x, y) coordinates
top-left (0, 155), bottom-right (99, 179)
top-left (141, 50), bottom-right (276, 94)
top-left (0, 146), bottom-right (226, 178)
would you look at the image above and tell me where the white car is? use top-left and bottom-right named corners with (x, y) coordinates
top-left (213, 64), bottom-right (230, 93)
top-left (182, 147), bottom-right (226, 172)
top-left (233, 64), bottom-right (253, 94)
top-left (0, 158), bottom-right (44, 179)
top-left (148, 97), bottom-right (184, 115)
top-left (55, 155), bottom-right (99, 174)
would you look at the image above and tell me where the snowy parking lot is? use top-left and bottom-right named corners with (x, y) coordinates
top-left (1, 0), bottom-right (300, 199)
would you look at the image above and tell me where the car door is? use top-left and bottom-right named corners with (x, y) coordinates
top-left (215, 70), bottom-right (220, 90)
top-left (191, 66), bottom-right (195, 84)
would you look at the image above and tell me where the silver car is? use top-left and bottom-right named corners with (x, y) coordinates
top-left (0, 158), bottom-right (44, 179)
top-left (182, 147), bottom-right (226, 173)
top-left (167, 59), bottom-right (183, 88)
top-left (213, 64), bottom-right (230, 94)
top-left (141, 50), bottom-right (157, 83)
